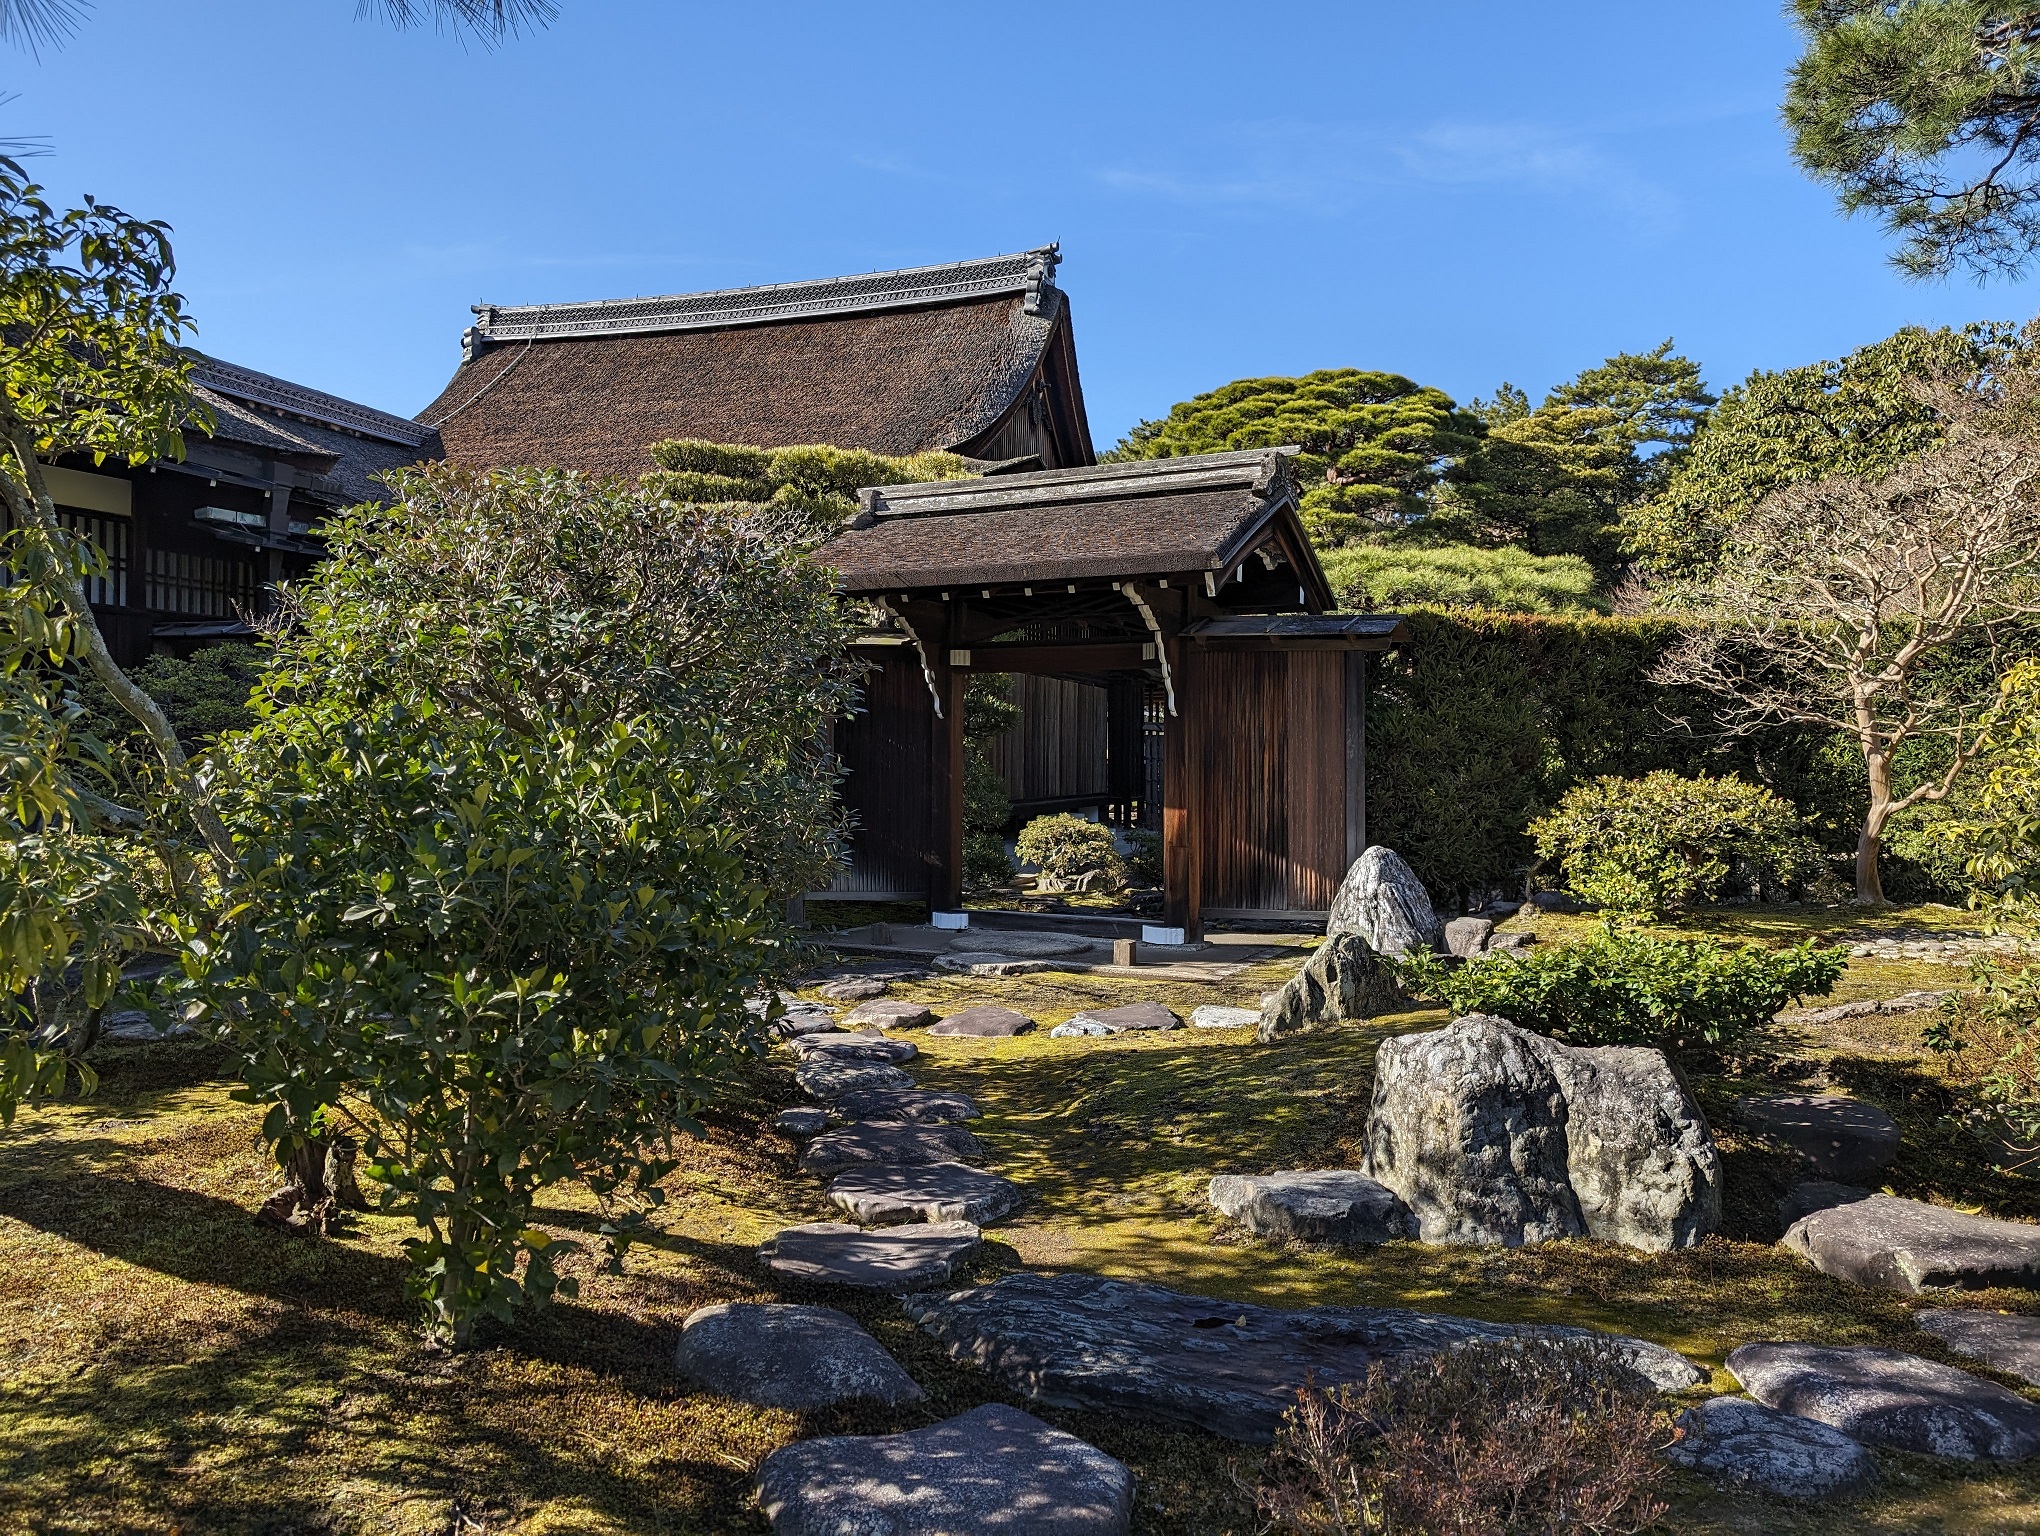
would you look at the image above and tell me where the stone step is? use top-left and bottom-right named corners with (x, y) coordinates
top-left (676, 1303), bottom-right (923, 1409)
top-left (1782, 1194), bottom-right (2040, 1292)
top-left (759, 1220), bottom-right (980, 1290)
top-left (1730, 1341), bottom-right (2040, 1461)
top-left (828, 1162), bottom-right (1024, 1226)
top-left (1208, 1170), bottom-right (1412, 1244)
top-left (799, 1122), bottom-right (985, 1176)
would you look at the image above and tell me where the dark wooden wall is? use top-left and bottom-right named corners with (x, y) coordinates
top-left (988, 675), bottom-right (1109, 807)
top-left (827, 645), bottom-right (939, 899)
top-left (1190, 649), bottom-right (1350, 914)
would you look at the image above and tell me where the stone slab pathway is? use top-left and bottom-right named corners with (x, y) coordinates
top-left (795, 1060), bottom-right (915, 1099)
top-left (1208, 1170), bottom-right (1412, 1244)
top-left (755, 1403), bottom-right (1133, 1535)
top-left (1782, 1194), bottom-right (2040, 1292)
top-left (800, 1123), bottom-right (986, 1176)
top-left (1665, 1396), bottom-right (1877, 1497)
top-left (1916, 1308), bottom-right (2040, 1388)
top-left (928, 1004), bottom-right (1036, 1038)
top-left (676, 1303), bottom-right (924, 1409)
top-left (759, 1221), bottom-right (982, 1290)
top-left (828, 1162), bottom-right (1025, 1225)
top-left (829, 1087), bottom-right (979, 1124)
top-left (787, 1032), bottom-right (917, 1064)
top-left (1729, 1342), bottom-right (2040, 1461)
top-left (1739, 1095), bottom-right (1899, 1182)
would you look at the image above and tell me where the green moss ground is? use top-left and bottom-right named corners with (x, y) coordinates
top-left (3, 906), bottom-right (2039, 1532)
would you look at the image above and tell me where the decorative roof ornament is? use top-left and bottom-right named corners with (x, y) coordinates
top-left (461, 245), bottom-right (1063, 352)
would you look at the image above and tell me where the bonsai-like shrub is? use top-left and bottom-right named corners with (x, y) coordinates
top-left (176, 466), bottom-right (853, 1347)
top-left (1258, 1334), bottom-right (1671, 1535)
top-left (1016, 812), bottom-right (1125, 889)
top-left (1394, 929), bottom-right (1845, 1053)
top-left (1529, 771), bottom-right (1817, 918)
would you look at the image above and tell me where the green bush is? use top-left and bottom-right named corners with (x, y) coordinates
top-left (1324, 542), bottom-right (1605, 614)
top-left (644, 438), bottom-right (974, 528)
top-left (1529, 771), bottom-right (1818, 917)
top-left (1393, 929), bottom-right (1845, 1053)
top-left (963, 831), bottom-right (1015, 891)
top-left (1123, 827), bottom-right (1163, 887)
top-left (1016, 812), bottom-right (1124, 886)
top-left (176, 466), bottom-right (849, 1347)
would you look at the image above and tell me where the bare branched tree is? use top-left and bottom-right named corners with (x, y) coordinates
top-left (1655, 363), bottom-right (2040, 905)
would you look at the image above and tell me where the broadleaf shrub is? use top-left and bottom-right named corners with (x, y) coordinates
top-left (1529, 771), bottom-right (1819, 917)
top-left (1393, 929), bottom-right (1845, 1052)
top-left (175, 466), bottom-right (846, 1346)
top-left (1257, 1334), bottom-right (1672, 1536)
top-left (1926, 958), bottom-right (2040, 1172)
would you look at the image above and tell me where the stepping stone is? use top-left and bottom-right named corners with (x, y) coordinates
top-left (676, 1302), bottom-right (924, 1409)
top-left (754, 1403), bottom-right (1133, 1535)
top-left (947, 930), bottom-right (1092, 958)
top-left (752, 993), bottom-right (838, 1037)
top-left (774, 1107), bottom-right (830, 1136)
top-left (1665, 1396), bottom-right (1877, 1497)
top-left (795, 1059), bottom-right (914, 1100)
top-left (831, 1087), bottom-right (979, 1124)
top-left (1783, 1195), bottom-right (2040, 1292)
top-left (843, 999), bottom-right (936, 1030)
top-left (1050, 1019), bottom-right (1112, 1038)
top-left (801, 1122), bottom-right (985, 1175)
top-left (1916, 1308), bottom-right (2040, 1387)
top-left (1740, 1095), bottom-right (1901, 1182)
top-left (1780, 1180), bottom-right (1872, 1228)
top-left (1208, 1170), bottom-right (1413, 1244)
top-left (821, 977), bottom-right (889, 1002)
top-left (1190, 1005), bottom-right (1259, 1029)
top-left (1729, 1341), bottom-right (2040, 1461)
top-left (760, 1220), bottom-right (981, 1290)
top-left (787, 1032), bottom-right (917, 1064)
top-left (927, 1004), bottom-right (1035, 1038)
top-left (903, 1272), bottom-right (1702, 1444)
top-left (935, 952), bottom-right (1054, 977)
top-left (829, 1162), bottom-right (1025, 1225)
top-left (1064, 1002), bottom-right (1181, 1033)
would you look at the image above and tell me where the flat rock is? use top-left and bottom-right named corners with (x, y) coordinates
top-left (1207, 1170), bottom-right (1413, 1244)
top-left (676, 1302), bottom-right (925, 1409)
top-left (1050, 1019), bottom-right (1110, 1038)
top-left (903, 1272), bottom-right (1703, 1444)
top-left (800, 1122), bottom-right (987, 1175)
top-left (754, 1402), bottom-right (1133, 1535)
top-left (829, 1162), bottom-right (1025, 1225)
top-left (831, 1087), bottom-right (980, 1124)
top-left (1190, 1005), bottom-right (1260, 1030)
top-left (843, 999), bottom-right (937, 1030)
top-left (1064, 1002), bottom-right (1180, 1033)
top-left (1444, 916), bottom-right (1494, 957)
top-left (788, 1032), bottom-right (918, 1064)
top-left (1780, 1180), bottom-right (1872, 1228)
top-left (1741, 1095), bottom-right (1901, 1182)
top-left (948, 930), bottom-right (1092, 958)
top-left (927, 1004), bottom-right (1035, 1038)
top-left (1730, 1341), bottom-right (2040, 1460)
top-left (934, 953), bottom-right (1055, 977)
top-left (795, 1059), bottom-right (915, 1100)
top-left (774, 1107), bottom-right (830, 1136)
top-left (1916, 1309), bottom-right (2040, 1387)
top-left (760, 1220), bottom-right (981, 1290)
top-left (1665, 1396), bottom-right (1877, 1497)
top-left (1782, 1195), bottom-right (2040, 1292)
top-left (1326, 845), bottom-right (1441, 956)
top-left (821, 977), bottom-right (890, 1002)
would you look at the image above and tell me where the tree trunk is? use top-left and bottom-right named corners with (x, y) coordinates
top-left (1857, 752), bottom-right (1893, 906)
top-left (256, 1132), bottom-right (363, 1233)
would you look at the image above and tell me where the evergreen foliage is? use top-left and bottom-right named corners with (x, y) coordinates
top-left (962, 674), bottom-right (1018, 891)
top-left (1015, 812), bottom-right (1125, 887)
top-left (644, 438), bottom-right (971, 532)
top-left (1785, 3), bottom-right (2040, 279)
top-left (1322, 542), bottom-right (1604, 615)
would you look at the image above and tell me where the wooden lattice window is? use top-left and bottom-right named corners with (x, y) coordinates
top-left (146, 547), bottom-right (254, 618)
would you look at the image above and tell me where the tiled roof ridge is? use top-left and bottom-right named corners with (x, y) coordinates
top-left (191, 353), bottom-right (436, 451)
top-left (856, 446), bottom-right (1299, 522)
top-left (463, 245), bottom-right (1062, 353)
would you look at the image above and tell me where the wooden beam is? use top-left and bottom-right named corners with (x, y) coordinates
top-left (950, 641), bottom-right (1153, 673)
top-left (935, 654), bottom-right (966, 911)
top-left (1162, 636), bottom-right (1203, 942)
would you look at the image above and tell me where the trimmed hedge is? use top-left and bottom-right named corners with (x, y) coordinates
top-left (1365, 610), bottom-right (1872, 904)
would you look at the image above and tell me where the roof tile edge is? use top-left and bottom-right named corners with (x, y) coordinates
top-left (464, 245), bottom-right (1062, 353)
top-left (855, 446), bottom-right (1300, 520)
top-left (191, 354), bottom-right (435, 451)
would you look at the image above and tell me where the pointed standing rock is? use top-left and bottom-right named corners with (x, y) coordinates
top-left (1326, 845), bottom-right (1441, 956)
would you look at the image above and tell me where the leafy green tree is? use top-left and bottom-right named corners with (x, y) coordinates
top-left (1106, 370), bottom-right (1487, 544)
top-left (178, 466), bottom-right (845, 1345)
top-left (1785, 3), bottom-right (2040, 279)
top-left (1626, 322), bottom-right (2018, 583)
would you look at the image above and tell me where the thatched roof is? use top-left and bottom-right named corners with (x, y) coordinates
top-left (415, 247), bottom-right (1093, 477)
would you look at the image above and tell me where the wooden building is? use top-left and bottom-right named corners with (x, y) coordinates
top-left (419, 245), bottom-right (1094, 475)
top-left (26, 354), bottom-right (438, 666)
top-left (816, 448), bottom-right (1406, 939)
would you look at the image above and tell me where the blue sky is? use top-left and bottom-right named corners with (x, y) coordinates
top-left (10, 1), bottom-right (2035, 446)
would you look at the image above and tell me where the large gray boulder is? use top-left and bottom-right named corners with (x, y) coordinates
top-left (1665, 1396), bottom-right (1877, 1497)
top-left (1207, 1170), bottom-right (1413, 1244)
top-left (1360, 1014), bottom-right (1719, 1251)
top-left (1326, 845), bottom-right (1441, 956)
top-left (1256, 932), bottom-right (1405, 1041)
top-left (754, 1403), bottom-right (1134, 1535)
top-left (676, 1303), bottom-right (924, 1409)
top-left (903, 1271), bottom-right (1702, 1444)
top-left (1782, 1195), bottom-right (2040, 1292)
top-left (1729, 1342), bottom-right (2040, 1461)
